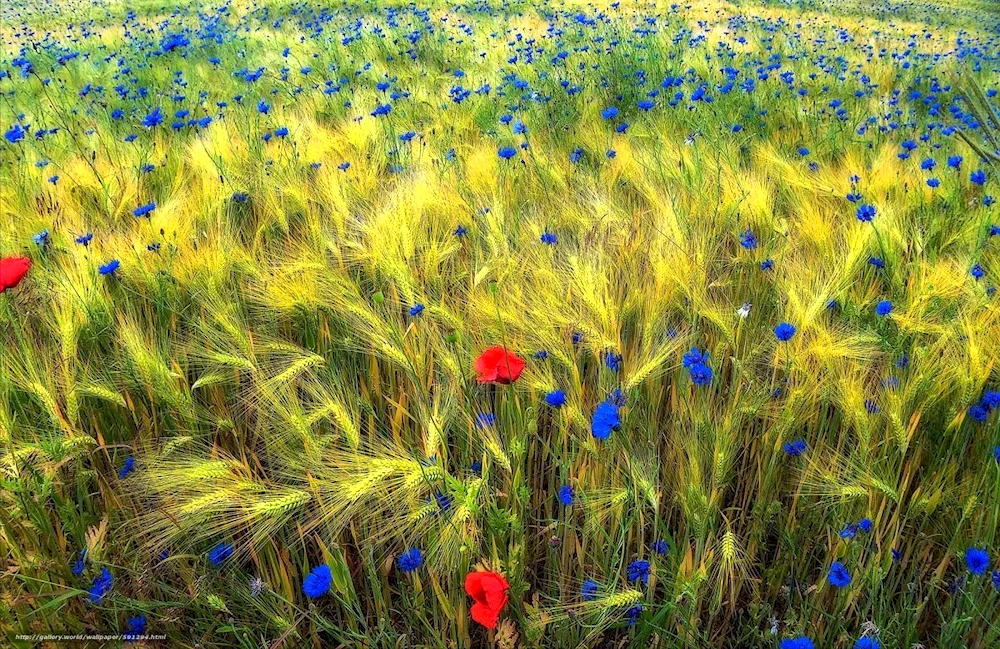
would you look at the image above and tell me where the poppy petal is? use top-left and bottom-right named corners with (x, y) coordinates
top-left (470, 601), bottom-right (501, 629)
top-left (464, 571), bottom-right (486, 601)
top-left (0, 257), bottom-right (31, 293)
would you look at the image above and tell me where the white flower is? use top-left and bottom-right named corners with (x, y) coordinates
top-left (736, 302), bottom-right (751, 319)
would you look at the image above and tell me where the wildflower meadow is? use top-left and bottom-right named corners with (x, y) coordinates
top-left (3, 0), bottom-right (1000, 647)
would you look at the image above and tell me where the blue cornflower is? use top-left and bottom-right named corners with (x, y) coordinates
top-left (626, 604), bottom-right (642, 626)
top-left (5, 123), bottom-right (26, 143)
top-left (71, 549), bottom-right (87, 576)
top-left (142, 107), bottom-right (164, 128)
top-left (160, 32), bottom-right (189, 52)
top-left (453, 225), bottom-right (468, 237)
top-left (475, 413), bottom-right (495, 428)
top-left (828, 561), bottom-right (852, 588)
top-left (875, 300), bottom-right (892, 316)
top-left (89, 567), bottom-right (113, 603)
top-left (409, 303), bottom-right (424, 317)
top-left (993, 570), bottom-right (1000, 591)
top-left (780, 638), bottom-right (814, 649)
top-left (638, 99), bottom-right (654, 111)
top-left (540, 231), bottom-right (557, 245)
top-left (971, 264), bottom-right (985, 280)
top-left (545, 390), bottom-right (566, 408)
top-left (739, 229), bottom-right (758, 249)
top-left (858, 518), bottom-right (873, 533)
top-left (927, 178), bottom-right (940, 188)
top-left (275, 126), bottom-right (289, 138)
top-left (208, 543), bottom-right (233, 567)
top-left (627, 559), bottom-right (650, 584)
top-left (761, 259), bottom-right (774, 271)
top-left (133, 202), bottom-right (156, 218)
top-left (782, 439), bottom-right (807, 456)
top-left (581, 578), bottom-right (598, 601)
top-left (688, 362), bottom-right (713, 386)
top-left (601, 106), bottom-right (619, 120)
top-left (971, 170), bottom-right (986, 185)
top-left (124, 615), bottom-right (146, 642)
top-left (869, 256), bottom-right (885, 269)
top-left (965, 547), bottom-right (990, 575)
top-left (840, 523), bottom-right (859, 540)
top-left (118, 456), bottom-right (135, 478)
top-left (534, 350), bottom-right (549, 360)
top-left (569, 148), bottom-right (584, 163)
top-left (591, 400), bottom-right (620, 440)
top-left (892, 548), bottom-right (902, 562)
top-left (798, 147), bottom-right (810, 156)
top-left (856, 203), bottom-right (876, 222)
top-left (558, 484), bottom-right (574, 506)
top-left (774, 322), bottom-right (796, 342)
top-left (603, 351), bottom-right (622, 372)
top-left (652, 540), bottom-right (669, 555)
top-left (947, 155), bottom-right (963, 169)
top-left (371, 104), bottom-right (391, 117)
top-left (257, 99), bottom-right (270, 114)
top-left (303, 564), bottom-right (332, 598)
top-left (434, 492), bottom-right (452, 512)
top-left (683, 348), bottom-right (707, 368)
top-left (99, 260), bottom-right (120, 276)
top-left (397, 548), bottom-right (423, 573)
top-left (33, 229), bottom-right (49, 246)
top-left (498, 146), bottom-right (517, 160)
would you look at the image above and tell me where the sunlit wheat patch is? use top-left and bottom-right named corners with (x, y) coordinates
top-left (1, 0), bottom-right (1000, 647)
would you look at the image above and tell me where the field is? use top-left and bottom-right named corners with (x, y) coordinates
top-left (2, 0), bottom-right (1000, 647)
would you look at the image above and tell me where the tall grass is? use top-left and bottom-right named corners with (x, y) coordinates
top-left (1, 0), bottom-right (999, 647)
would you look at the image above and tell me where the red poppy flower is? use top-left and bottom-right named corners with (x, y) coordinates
top-left (473, 346), bottom-right (525, 384)
top-left (0, 257), bottom-right (31, 293)
top-left (465, 570), bottom-right (509, 630)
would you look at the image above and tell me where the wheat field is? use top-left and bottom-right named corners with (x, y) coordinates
top-left (1, 0), bottom-right (1000, 647)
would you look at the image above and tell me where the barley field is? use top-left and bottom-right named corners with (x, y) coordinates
top-left (2, 0), bottom-right (1000, 647)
